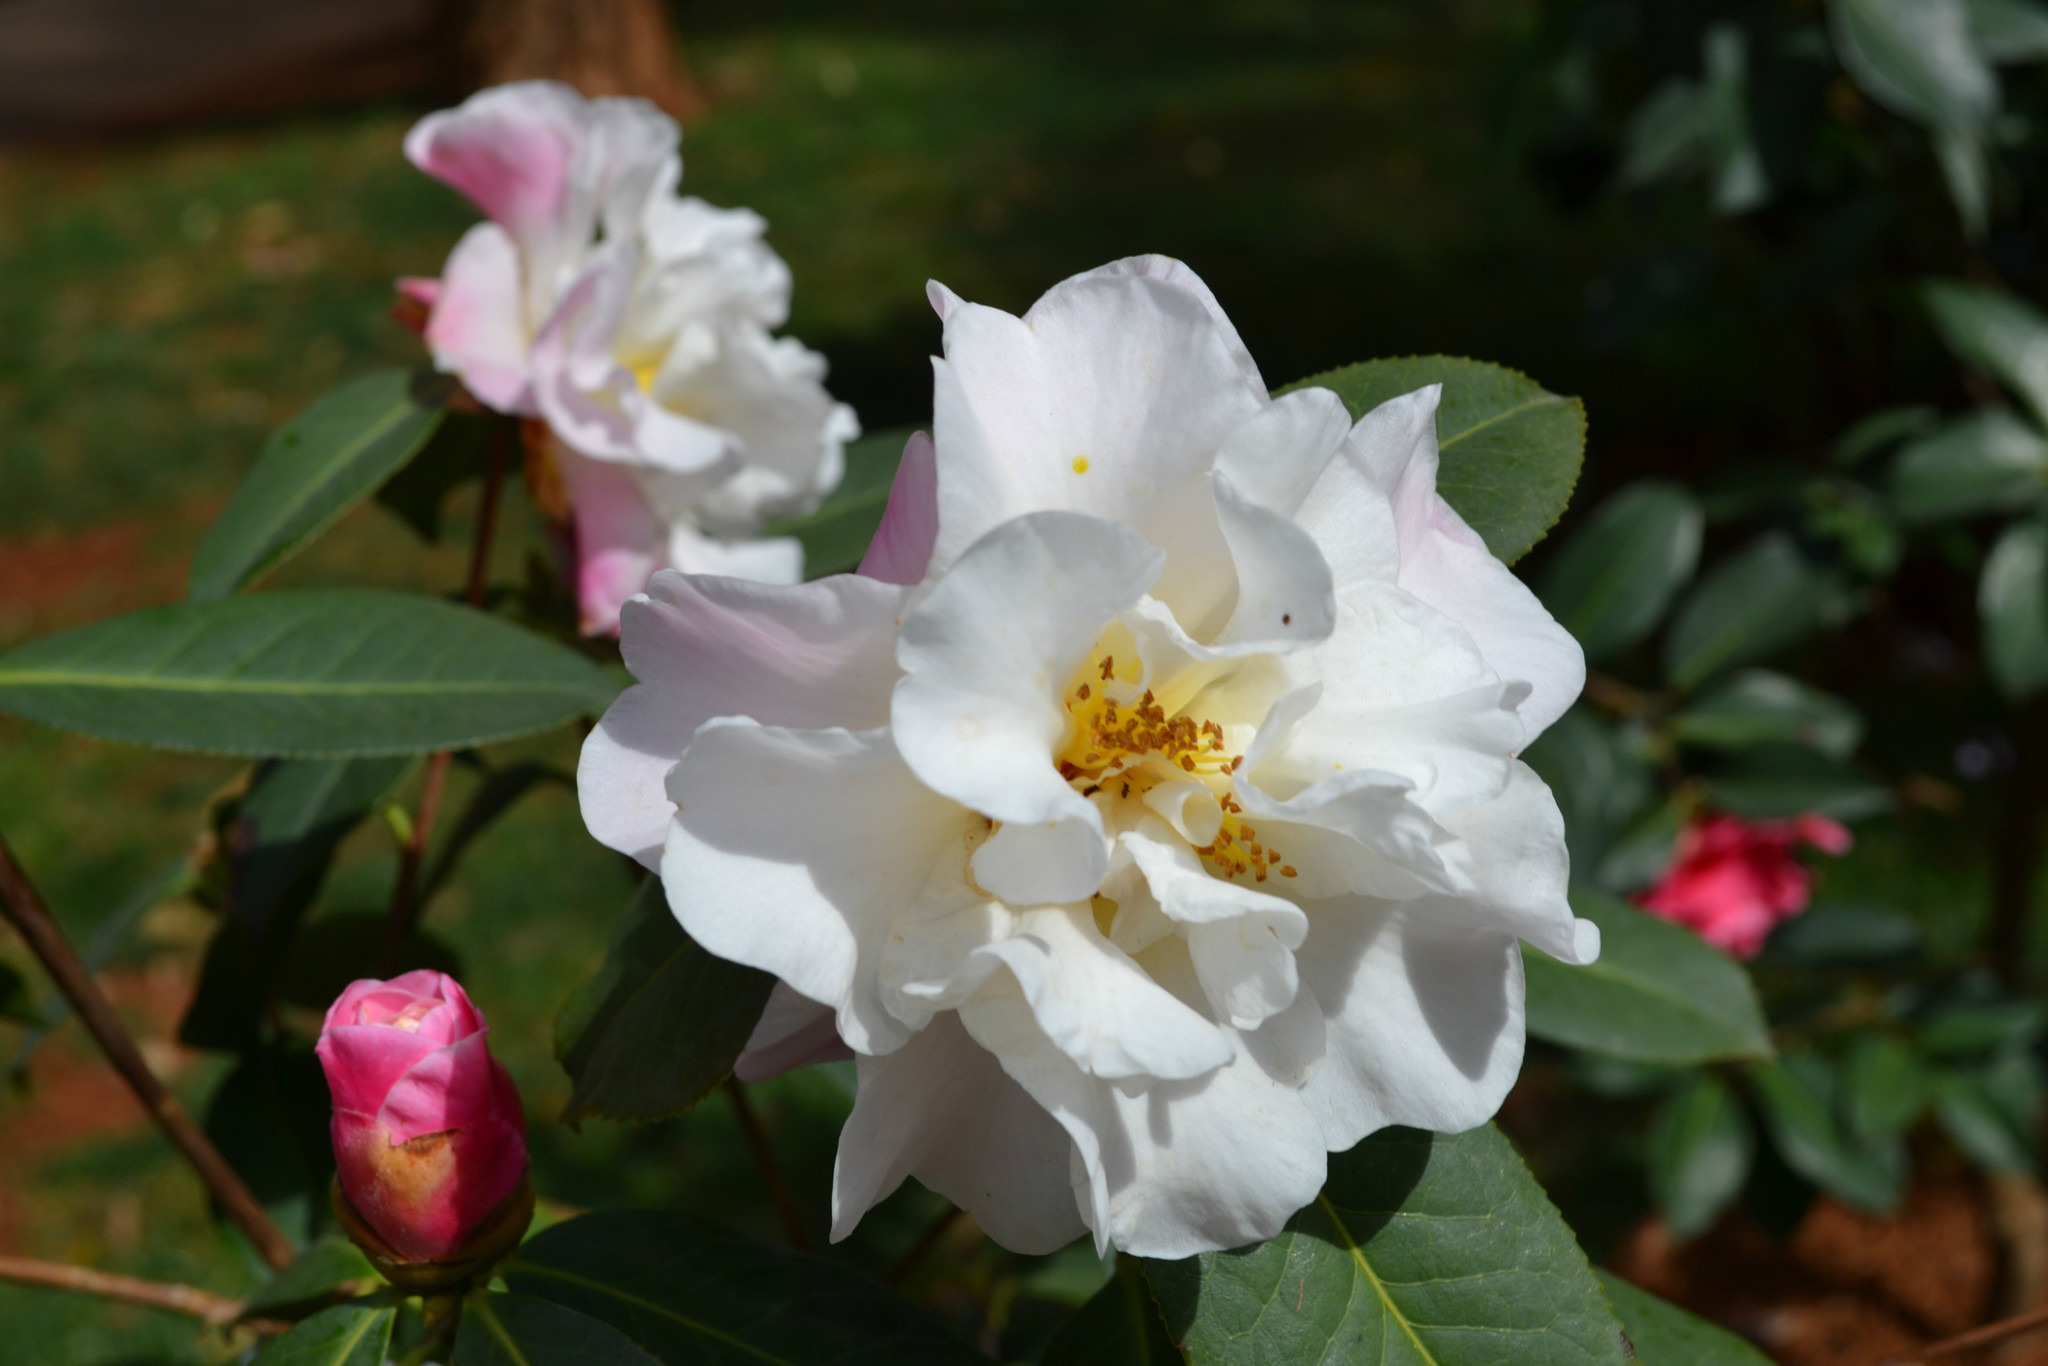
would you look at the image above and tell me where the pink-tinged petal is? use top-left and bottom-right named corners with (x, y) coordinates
top-left (558, 450), bottom-right (662, 636)
top-left (405, 80), bottom-right (583, 249)
top-left (425, 223), bottom-right (534, 414)
top-left (393, 277), bottom-right (440, 334)
top-left (856, 431), bottom-right (938, 585)
top-left (331, 1109), bottom-right (526, 1261)
top-left (316, 1024), bottom-right (440, 1118)
top-left (734, 983), bottom-right (853, 1082)
top-left (377, 1031), bottom-right (499, 1142)
top-left (579, 570), bottom-right (909, 867)
top-left (1794, 815), bottom-right (1853, 855)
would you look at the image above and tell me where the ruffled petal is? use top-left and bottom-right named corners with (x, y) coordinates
top-left (734, 983), bottom-right (852, 1082)
top-left (425, 223), bottom-right (534, 413)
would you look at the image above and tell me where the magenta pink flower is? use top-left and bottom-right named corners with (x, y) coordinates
top-left (315, 971), bottom-right (528, 1262)
top-left (1636, 813), bottom-right (1852, 958)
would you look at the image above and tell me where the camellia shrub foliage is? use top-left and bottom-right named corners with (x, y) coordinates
top-left (13, 0), bottom-right (2048, 1353)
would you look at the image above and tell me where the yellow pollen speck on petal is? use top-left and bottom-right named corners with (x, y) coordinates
top-left (1071, 456), bottom-right (1091, 474)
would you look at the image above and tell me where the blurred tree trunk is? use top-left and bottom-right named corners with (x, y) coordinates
top-left (455, 0), bottom-right (703, 115)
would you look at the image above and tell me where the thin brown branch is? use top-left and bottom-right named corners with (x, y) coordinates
top-left (1881, 1301), bottom-right (2048, 1362)
top-left (0, 836), bottom-right (296, 1270)
top-left (0, 1254), bottom-right (277, 1329)
top-left (884, 1204), bottom-right (965, 1289)
top-left (381, 419), bottom-right (511, 974)
top-left (723, 1076), bottom-right (813, 1251)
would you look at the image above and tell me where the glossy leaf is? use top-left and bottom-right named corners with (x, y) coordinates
top-left (0, 589), bottom-right (617, 756)
top-left (243, 1238), bottom-right (377, 1319)
top-left (253, 1299), bottom-right (397, 1366)
top-left (1285, 355), bottom-right (1586, 565)
top-left (1969, 0), bottom-right (2048, 61)
top-left (1763, 902), bottom-right (1923, 965)
top-left (1981, 519), bottom-right (2048, 699)
top-left (1672, 670), bottom-right (1863, 759)
top-left (1663, 534), bottom-right (1822, 690)
top-left (1526, 887), bottom-right (1772, 1065)
top-left (1833, 405), bottom-right (1939, 467)
top-left (455, 1293), bottom-right (662, 1366)
top-left (1924, 281), bottom-right (2048, 427)
top-left (1841, 1033), bottom-right (1930, 1143)
top-left (1143, 1124), bottom-right (1631, 1366)
top-left (1706, 745), bottom-right (1894, 821)
top-left (1748, 1054), bottom-right (1905, 1212)
top-left (1918, 999), bottom-right (2047, 1056)
top-left (502, 1209), bottom-right (987, 1365)
top-left (1647, 1074), bottom-right (1753, 1239)
top-left (224, 756), bottom-right (412, 945)
top-left (190, 371), bottom-right (450, 601)
top-left (1597, 1273), bottom-right (1773, 1365)
top-left (1889, 410), bottom-right (2048, 523)
top-left (1932, 1071), bottom-right (2035, 1172)
top-left (1042, 1258), bottom-right (1182, 1366)
top-left (555, 878), bottom-right (776, 1125)
top-left (765, 427), bottom-right (920, 579)
top-left (1537, 480), bottom-right (1703, 664)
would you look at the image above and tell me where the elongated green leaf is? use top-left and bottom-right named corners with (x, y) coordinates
top-left (1043, 1258), bottom-right (1182, 1366)
top-left (190, 371), bottom-right (451, 601)
top-left (1285, 356), bottom-right (1585, 565)
top-left (502, 1209), bottom-right (986, 1365)
top-left (1764, 901), bottom-right (1922, 965)
top-left (1834, 405), bottom-right (1940, 467)
top-left (1648, 1074), bottom-right (1753, 1239)
top-left (456, 1293), bottom-right (663, 1366)
top-left (1706, 745), bottom-right (1894, 821)
top-left (0, 590), bottom-right (616, 756)
top-left (1969, 0), bottom-right (2048, 60)
top-left (1918, 999), bottom-right (2047, 1056)
top-left (1597, 1273), bottom-right (1772, 1365)
top-left (1526, 888), bottom-right (1772, 1065)
top-left (1672, 670), bottom-right (1863, 759)
top-left (243, 1238), bottom-right (377, 1319)
top-left (1663, 534), bottom-right (1823, 690)
top-left (377, 409), bottom-right (492, 542)
top-left (225, 756), bottom-right (413, 945)
top-left (765, 427), bottom-right (920, 580)
top-left (1924, 282), bottom-right (2048, 428)
top-left (1748, 1054), bottom-right (1905, 1212)
top-left (1889, 410), bottom-right (2048, 523)
top-left (555, 878), bottom-right (775, 1124)
top-left (1538, 481), bottom-right (1703, 664)
top-left (254, 1299), bottom-right (396, 1366)
top-left (1143, 1125), bottom-right (1631, 1366)
top-left (1842, 1033), bottom-right (1930, 1143)
top-left (1981, 519), bottom-right (2048, 698)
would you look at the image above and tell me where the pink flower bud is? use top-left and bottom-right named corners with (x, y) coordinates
top-left (1636, 812), bottom-right (1852, 959)
top-left (315, 971), bottom-right (528, 1263)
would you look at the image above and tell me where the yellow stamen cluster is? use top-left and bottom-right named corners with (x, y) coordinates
top-left (1058, 655), bottom-right (1294, 883)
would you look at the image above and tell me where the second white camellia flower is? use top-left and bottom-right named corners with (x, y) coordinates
top-left (578, 256), bottom-right (1598, 1257)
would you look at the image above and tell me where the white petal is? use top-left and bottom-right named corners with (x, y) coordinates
top-left (1212, 387), bottom-right (1353, 518)
top-left (1296, 900), bottom-right (1528, 1149)
top-left (665, 522), bottom-right (804, 585)
top-left (577, 572), bottom-right (906, 866)
top-left (1355, 386), bottom-right (1585, 740)
top-left (425, 223), bottom-right (534, 413)
top-left (1120, 826), bottom-right (1306, 1029)
top-left (734, 982), bottom-right (851, 1082)
top-left (892, 511), bottom-right (1164, 906)
top-left (662, 721), bottom-right (965, 1054)
top-left (1065, 255), bottom-right (1267, 400)
top-left (832, 1013), bottom-right (1084, 1254)
top-left (1209, 469), bottom-right (1336, 650)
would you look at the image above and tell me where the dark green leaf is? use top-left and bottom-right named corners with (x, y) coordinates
top-left (764, 427), bottom-right (920, 579)
top-left (0, 961), bottom-right (33, 1026)
top-left (377, 409), bottom-right (493, 542)
top-left (0, 589), bottom-right (617, 757)
top-left (1918, 999), bottom-right (2047, 1056)
top-left (202, 1043), bottom-right (336, 1244)
top-left (1597, 1273), bottom-right (1772, 1365)
top-left (1748, 1054), bottom-right (1905, 1212)
top-left (227, 756), bottom-right (412, 946)
top-left (1526, 887), bottom-right (1773, 1065)
top-left (1537, 480), bottom-right (1703, 664)
top-left (418, 762), bottom-right (571, 908)
top-left (1663, 534), bottom-right (1823, 690)
top-left (1521, 707), bottom-right (1657, 878)
top-left (456, 1293), bottom-right (663, 1366)
top-left (1932, 1069), bottom-right (2036, 1172)
top-left (1924, 282), bottom-right (2048, 426)
top-left (1647, 1074), bottom-right (1753, 1239)
top-left (556, 878), bottom-right (775, 1125)
top-left (190, 371), bottom-right (451, 601)
top-left (1706, 745), bottom-right (1894, 821)
top-left (1672, 670), bottom-right (1863, 759)
top-left (276, 913), bottom-right (460, 1017)
top-left (502, 1208), bottom-right (986, 1365)
top-left (1592, 798), bottom-right (1687, 896)
top-left (1763, 901), bottom-right (1923, 965)
top-left (1968, 0), bottom-right (2048, 60)
top-left (1143, 1125), bottom-right (1631, 1366)
top-left (244, 1238), bottom-right (377, 1319)
top-left (1889, 410), bottom-right (2048, 523)
top-left (1043, 1258), bottom-right (1182, 1366)
top-left (253, 1298), bottom-right (396, 1366)
top-left (1842, 1034), bottom-right (1930, 1143)
top-left (1981, 518), bottom-right (2048, 699)
top-left (1833, 405), bottom-right (1940, 467)
top-left (1285, 356), bottom-right (1586, 565)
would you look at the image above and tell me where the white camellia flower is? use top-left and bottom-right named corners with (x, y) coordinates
top-left (578, 256), bottom-right (1597, 1257)
top-left (403, 80), bottom-right (858, 632)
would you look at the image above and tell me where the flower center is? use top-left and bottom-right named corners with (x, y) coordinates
top-left (1056, 652), bottom-right (1294, 884)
